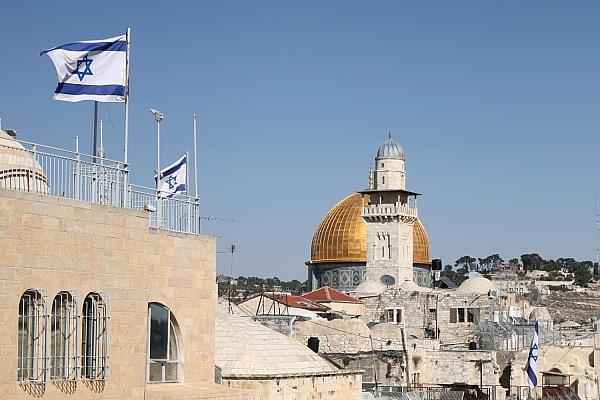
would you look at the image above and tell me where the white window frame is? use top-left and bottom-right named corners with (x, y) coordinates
top-left (81, 292), bottom-right (109, 381)
top-left (18, 289), bottom-right (48, 383)
top-left (147, 304), bottom-right (180, 383)
top-left (50, 291), bottom-right (79, 381)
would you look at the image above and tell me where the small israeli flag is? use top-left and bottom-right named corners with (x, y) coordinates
top-left (156, 154), bottom-right (187, 198)
top-left (526, 320), bottom-right (539, 389)
top-left (41, 34), bottom-right (127, 102)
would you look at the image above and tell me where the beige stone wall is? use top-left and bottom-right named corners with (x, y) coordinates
top-left (222, 372), bottom-right (362, 400)
top-left (511, 345), bottom-right (599, 400)
top-left (360, 288), bottom-right (494, 343)
top-left (0, 189), bottom-right (221, 399)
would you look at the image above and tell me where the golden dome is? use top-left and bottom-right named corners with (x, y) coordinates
top-left (413, 219), bottom-right (431, 265)
top-left (309, 192), bottom-right (431, 265)
top-left (310, 193), bottom-right (367, 263)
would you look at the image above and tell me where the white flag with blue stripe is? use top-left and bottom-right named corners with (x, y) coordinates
top-left (156, 154), bottom-right (187, 198)
top-left (41, 35), bottom-right (127, 102)
top-left (526, 320), bottom-right (539, 389)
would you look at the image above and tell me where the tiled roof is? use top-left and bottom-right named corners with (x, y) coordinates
top-left (264, 293), bottom-right (329, 312)
top-left (303, 286), bottom-right (362, 304)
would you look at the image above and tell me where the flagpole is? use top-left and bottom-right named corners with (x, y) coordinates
top-left (92, 101), bottom-right (98, 162)
top-left (123, 27), bottom-right (131, 206)
top-left (193, 113), bottom-right (198, 199)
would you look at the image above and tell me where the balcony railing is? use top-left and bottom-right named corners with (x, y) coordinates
top-left (0, 140), bottom-right (200, 235)
top-left (362, 203), bottom-right (418, 218)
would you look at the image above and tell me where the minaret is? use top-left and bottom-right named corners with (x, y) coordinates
top-left (360, 135), bottom-right (419, 285)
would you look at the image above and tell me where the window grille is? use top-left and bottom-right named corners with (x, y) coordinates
top-left (81, 293), bottom-right (109, 380)
top-left (148, 303), bottom-right (179, 383)
top-left (18, 289), bottom-right (48, 382)
top-left (50, 292), bottom-right (79, 381)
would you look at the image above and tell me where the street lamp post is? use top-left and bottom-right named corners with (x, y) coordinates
top-left (150, 108), bottom-right (164, 227)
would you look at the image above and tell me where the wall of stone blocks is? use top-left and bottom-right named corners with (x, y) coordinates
top-left (360, 288), bottom-right (494, 344)
top-left (0, 189), bottom-right (219, 399)
top-left (222, 372), bottom-right (362, 400)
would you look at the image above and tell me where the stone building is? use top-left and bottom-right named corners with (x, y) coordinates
top-left (0, 130), bottom-right (240, 399)
top-left (306, 135), bottom-right (432, 292)
top-left (215, 312), bottom-right (362, 400)
top-left (356, 276), bottom-right (498, 343)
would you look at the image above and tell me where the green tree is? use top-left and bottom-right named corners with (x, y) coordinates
top-left (455, 256), bottom-right (477, 271)
top-left (573, 265), bottom-right (592, 287)
top-left (520, 253), bottom-right (544, 271)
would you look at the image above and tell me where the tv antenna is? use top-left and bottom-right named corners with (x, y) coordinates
top-left (595, 195), bottom-right (600, 274)
top-left (228, 244), bottom-right (236, 314)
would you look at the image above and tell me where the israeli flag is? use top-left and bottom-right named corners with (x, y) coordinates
top-left (156, 154), bottom-right (187, 198)
top-left (41, 34), bottom-right (127, 102)
top-left (526, 320), bottom-right (539, 389)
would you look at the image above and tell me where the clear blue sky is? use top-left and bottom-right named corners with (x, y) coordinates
top-left (2, 2), bottom-right (600, 280)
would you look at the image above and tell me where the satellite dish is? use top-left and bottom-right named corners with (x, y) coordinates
top-left (380, 275), bottom-right (396, 287)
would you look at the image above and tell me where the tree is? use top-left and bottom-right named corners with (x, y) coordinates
top-left (573, 265), bottom-right (592, 287)
top-left (455, 256), bottom-right (477, 271)
top-left (441, 266), bottom-right (469, 286)
top-left (509, 258), bottom-right (521, 269)
top-left (520, 253), bottom-right (544, 271)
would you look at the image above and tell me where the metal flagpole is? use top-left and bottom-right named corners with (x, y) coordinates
top-left (123, 27), bottom-right (131, 206)
top-left (92, 101), bottom-right (98, 161)
top-left (156, 116), bottom-right (161, 227)
top-left (193, 113), bottom-right (198, 199)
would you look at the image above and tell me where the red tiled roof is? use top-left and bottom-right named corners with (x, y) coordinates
top-left (264, 293), bottom-right (330, 312)
top-left (303, 286), bottom-right (362, 304)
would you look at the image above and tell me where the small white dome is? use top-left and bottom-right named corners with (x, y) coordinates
top-left (457, 275), bottom-right (496, 295)
top-left (356, 280), bottom-right (386, 297)
top-left (0, 130), bottom-right (50, 194)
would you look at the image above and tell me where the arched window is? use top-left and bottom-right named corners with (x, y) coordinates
top-left (18, 289), bottom-right (47, 382)
top-left (50, 292), bottom-right (78, 380)
top-left (81, 293), bottom-right (109, 380)
top-left (148, 303), bottom-right (179, 383)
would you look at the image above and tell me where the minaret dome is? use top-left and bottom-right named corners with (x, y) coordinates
top-left (373, 134), bottom-right (406, 190)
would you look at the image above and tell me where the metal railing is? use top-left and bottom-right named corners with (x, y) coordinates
top-left (129, 184), bottom-right (200, 234)
top-left (0, 140), bottom-right (200, 235)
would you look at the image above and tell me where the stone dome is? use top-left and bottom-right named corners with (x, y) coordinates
top-left (309, 193), bottom-right (431, 265)
top-left (355, 280), bottom-right (386, 297)
top-left (215, 313), bottom-right (336, 377)
top-left (457, 275), bottom-right (496, 295)
top-left (0, 130), bottom-right (49, 194)
top-left (376, 135), bottom-right (404, 160)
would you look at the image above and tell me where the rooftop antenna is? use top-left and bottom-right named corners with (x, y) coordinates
top-left (595, 194), bottom-right (600, 274)
top-left (228, 244), bottom-right (236, 314)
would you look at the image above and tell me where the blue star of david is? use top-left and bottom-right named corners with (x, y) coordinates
top-left (165, 175), bottom-right (177, 190)
top-left (75, 55), bottom-right (93, 81)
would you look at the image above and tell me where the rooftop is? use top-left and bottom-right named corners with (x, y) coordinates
top-left (303, 286), bottom-right (362, 304)
top-left (0, 131), bottom-right (200, 235)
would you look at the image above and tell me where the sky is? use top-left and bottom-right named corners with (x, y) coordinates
top-left (2, 2), bottom-right (600, 280)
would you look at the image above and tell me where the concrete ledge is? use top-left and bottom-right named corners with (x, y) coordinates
top-left (222, 369), bottom-right (364, 380)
